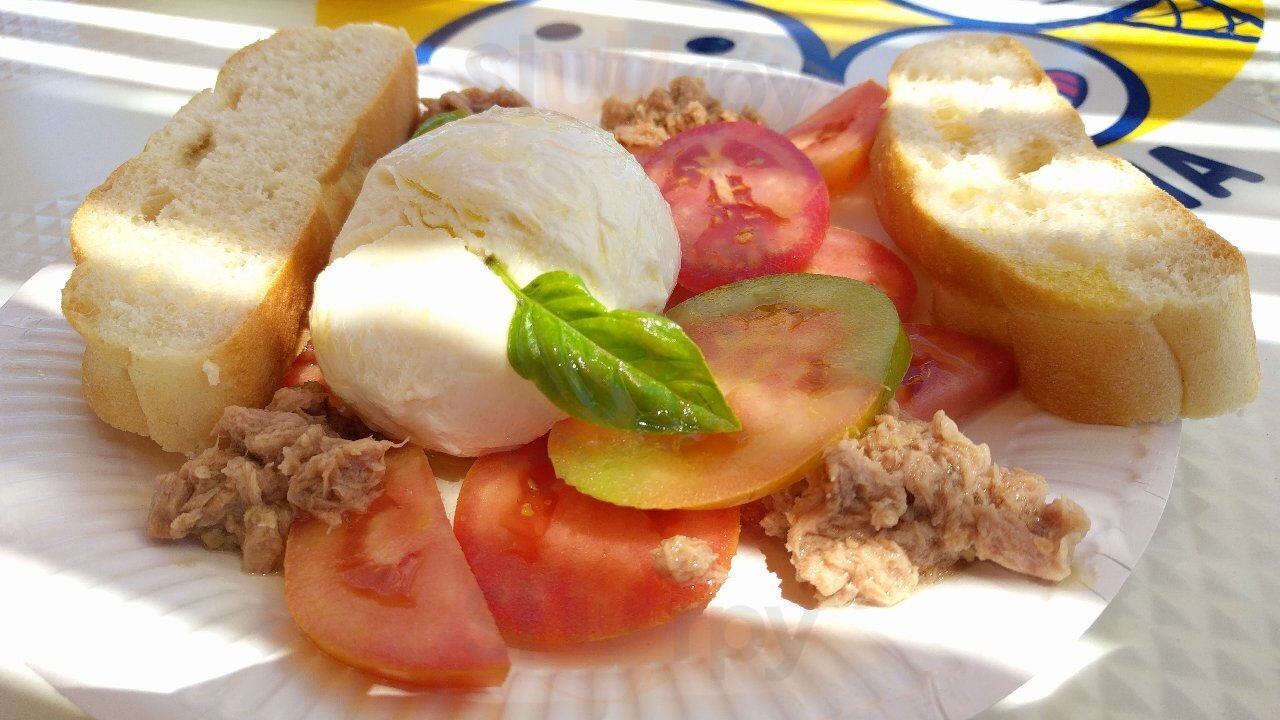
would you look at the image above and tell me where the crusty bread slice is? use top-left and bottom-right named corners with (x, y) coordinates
top-left (870, 34), bottom-right (1258, 425)
top-left (61, 23), bottom-right (419, 453)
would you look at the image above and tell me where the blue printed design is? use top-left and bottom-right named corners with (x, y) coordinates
top-left (410, 0), bottom-right (1255, 147)
top-left (416, 0), bottom-right (536, 65)
top-left (706, 0), bottom-right (837, 79)
top-left (413, 0), bottom-right (840, 81)
top-left (686, 36), bottom-right (737, 55)
top-left (535, 22), bottom-right (583, 41)
top-left (1148, 145), bottom-right (1265, 197)
top-left (890, 0), bottom-right (1147, 30)
top-left (888, 0), bottom-right (1261, 41)
top-left (1111, 0), bottom-right (1261, 42)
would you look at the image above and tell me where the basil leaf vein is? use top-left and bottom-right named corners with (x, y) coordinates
top-left (486, 258), bottom-right (739, 434)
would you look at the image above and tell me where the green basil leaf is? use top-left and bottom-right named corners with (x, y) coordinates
top-left (412, 108), bottom-right (469, 138)
top-left (486, 258), bottom-right (740, 434)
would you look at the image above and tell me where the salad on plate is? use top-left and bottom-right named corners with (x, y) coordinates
top-left (0, 29), bottom-right (1192, 720)
top-left (142, 70), bottom-right (1091, 689)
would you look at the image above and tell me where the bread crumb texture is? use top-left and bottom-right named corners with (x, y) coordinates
top-left (872, 35), bottom-right (1258, 423)
top-left (62, 23), bottom-right (418, 451)
top-left (890, 36), bottom-right (1243, 308)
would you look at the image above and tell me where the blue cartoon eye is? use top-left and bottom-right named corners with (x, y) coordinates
top-left (685, 36), bottom-right (736, 55)
top-left (535, 22), bottom-right (582, 41)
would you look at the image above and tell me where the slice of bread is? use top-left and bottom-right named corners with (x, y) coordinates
top-left (61, 23), bottom-right (419, 453)
top-left (871, 34), bottom-right (1259, 425)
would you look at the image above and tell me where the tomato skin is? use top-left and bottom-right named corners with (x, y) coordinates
top-left (625, 144), bottom-right (656, 165)
top-left (644, 121), bottom-right (830, 293)
top-left (454, 436), bottom-right (739, 647)
top-left (786, 80), bottom-right (887, 193)
top-left (666, 227), bottom-right (917, 318)
top-left (664, 283), bottom-right (698, 312)
top-left (897, 323), bottom-right (1019, 421)
top-left (805, 226), bottom-right (917, 319)
top-left (284, 446), bottom-right (510, 688)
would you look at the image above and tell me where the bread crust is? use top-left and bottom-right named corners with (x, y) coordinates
top-left (62, 24), bottom-right (419, 452)
top-left (870, 34), bottom-right (1259, 425)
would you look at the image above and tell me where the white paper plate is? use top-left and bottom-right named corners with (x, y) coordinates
top-left (0, 55), bottom-right (1181, 720)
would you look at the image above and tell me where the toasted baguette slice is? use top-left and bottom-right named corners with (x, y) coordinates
top-left (870, 34), bottom-right (1258, 425)
top-left (61, 23), bottom-right (419, 453)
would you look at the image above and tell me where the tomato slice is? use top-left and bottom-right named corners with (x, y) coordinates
top-left (284, 446), bottom-right (510, 688)
top-left (453, 436), bottom-right (739, 647)
top-left (626, 144), bottom-right (656, 165)
top-left (785, 80), bottom-right (887, 193)
top-left (550, 274), bottom-right (910, 510)
top-left (897, 323), bottom-right (1019, 421)
top-left (643, 121), bottom-right (830, 293)
top-left (665, 227), bottom-right (917, 318)
top-left (805, 226), bottom-right (917, 319)
top-left (664, 283), bottom-right (698, 312)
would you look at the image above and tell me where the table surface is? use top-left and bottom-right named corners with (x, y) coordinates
top-left (2, 1), bottom-right (1277, 718)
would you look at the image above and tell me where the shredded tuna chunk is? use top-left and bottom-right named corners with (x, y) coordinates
top-left (283, 428), bottom-right (398, 527)
top-left (762, 405), bottom-right (1090, 607)
top-left (215, 406), bottom-right (314, 462)
top-left (147, 382), bottom-right (394, 573)
top-left (651, 534), bottom-right (726, 585)
top-left (419, 86), bottom-right (529, 119)
top-left (264, 381), bottom-right (329, 417)
top-left (600, 75), bottom-right (763, 149)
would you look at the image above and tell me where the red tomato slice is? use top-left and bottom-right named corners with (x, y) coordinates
top-left (644, 121), bottom-right (830, 293)
top-left (663, 283), bottom-right (697, 312)
top-left (785, 80), bottom-right (887, 193)
top-left (805, 226), bottom-right (917, 319)
top-left (897, 323), bottom-right (1018, 421)
top-left (453, 436), bottom-right (739, 647)
top-left (625, 144), bottom-right (656, 165)
top-left (284, 446), bottom-right (510, 688)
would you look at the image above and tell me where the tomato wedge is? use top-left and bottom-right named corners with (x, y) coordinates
top-left (897, 323), bottom-right (1019, 421)
top-left (454, 436), bottom-right (739, 647)
top-left (644, 121), bottom-right (830, 293)
top-left (805, 226), bottom-right (917, 319)
top-left (785, 80), bottom-right (887, 193)
top-left (550, 274), bottom-right (910, 510)
top-left (284, 446), bottom-right (510, 688)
